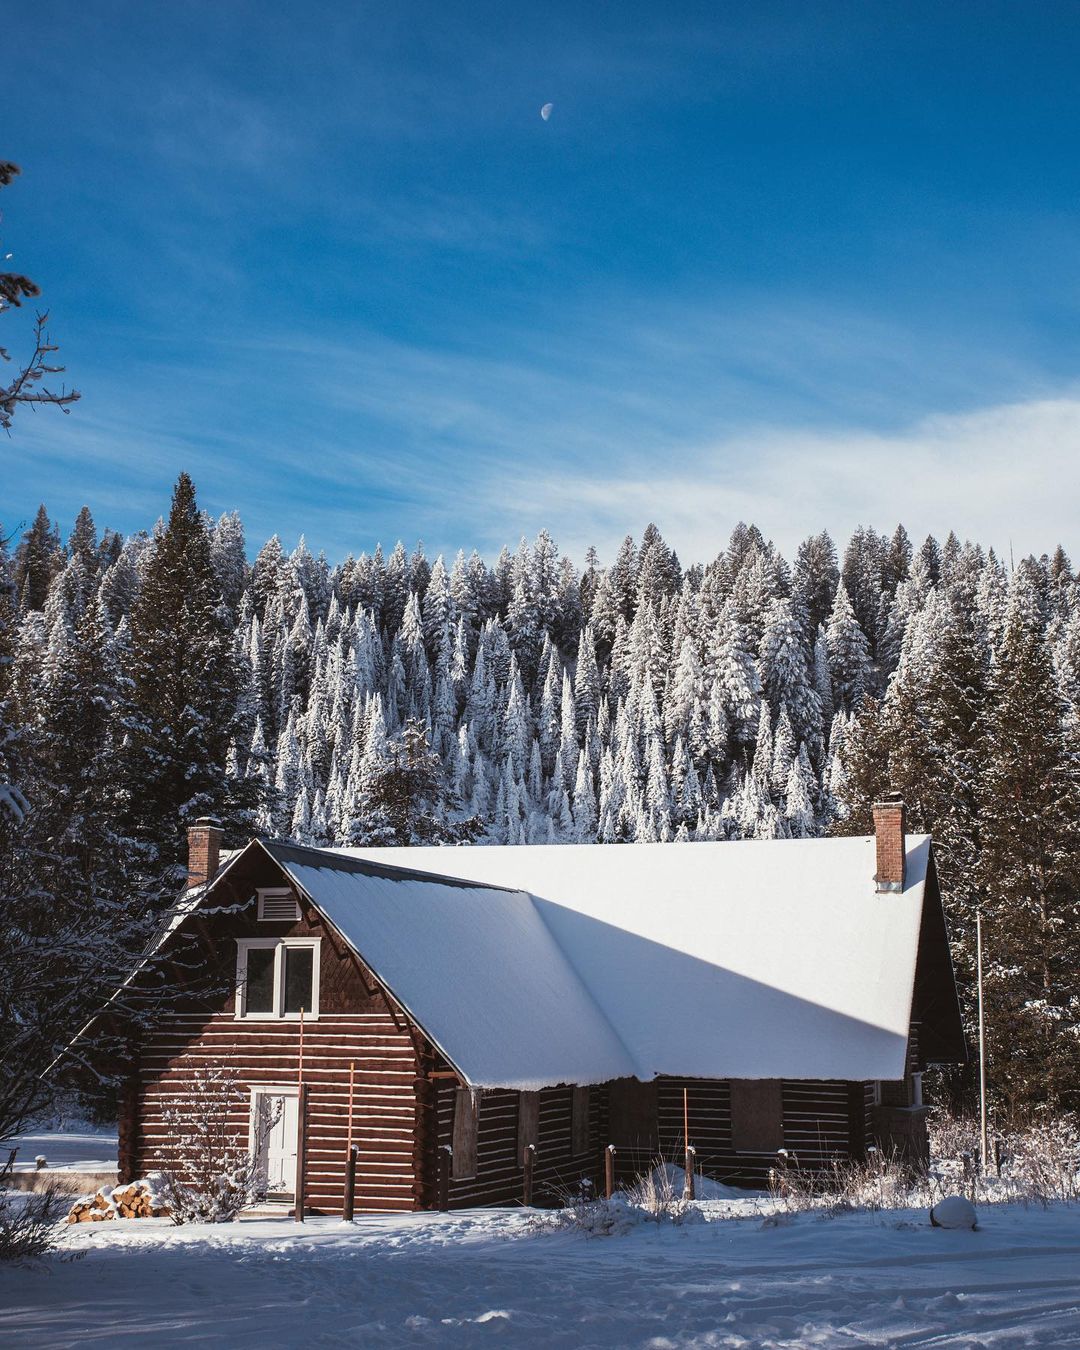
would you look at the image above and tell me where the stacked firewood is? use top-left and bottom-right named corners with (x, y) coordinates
top-left (67, 1180), bottom-right (170, 1223)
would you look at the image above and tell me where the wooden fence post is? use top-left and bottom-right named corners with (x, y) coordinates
top-left (294, 1082), bottom-right (307, 1223)
top-left (343, 1143), bottom-right (358, 1222)
top-left (604, 1144), bottom-right (616, 1200)
top-left (438, 1145), bottom-right (452, 1211)
top-left (683, 1145), bottom-right (696, 1201)
top-left (522, 1143), bottom-right (536, 1207)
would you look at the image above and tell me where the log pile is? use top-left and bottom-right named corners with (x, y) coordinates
top-left (66, 1180), bottom-right (170, 1223)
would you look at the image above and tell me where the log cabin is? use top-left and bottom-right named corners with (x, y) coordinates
top-left (118, 799), bottom-right (965, 1214)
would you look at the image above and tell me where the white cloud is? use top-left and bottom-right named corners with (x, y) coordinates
top-left (485, 394), bottom-right (1080, 564)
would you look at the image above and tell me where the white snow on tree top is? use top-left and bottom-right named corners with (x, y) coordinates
top-left (261, 834), bottom-right (934, 1090)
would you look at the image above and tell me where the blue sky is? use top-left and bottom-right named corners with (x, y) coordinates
top-left (4, 1), bottom-right (1080, 564)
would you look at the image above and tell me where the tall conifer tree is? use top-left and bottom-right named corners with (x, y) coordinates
top-left (123, 474), bottom-right (246, 876)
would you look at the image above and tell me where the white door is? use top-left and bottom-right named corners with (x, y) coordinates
top-left (252, 1090), bottom-right (298, 1200)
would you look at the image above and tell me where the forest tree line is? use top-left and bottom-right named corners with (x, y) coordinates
top-left (2, 473), bottom-right (1079, 1132)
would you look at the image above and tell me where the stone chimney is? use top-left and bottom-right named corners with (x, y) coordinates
top-left (186, 816), bottom-right (223, 890)
top-left (873, 797), bottom-right (906, 893)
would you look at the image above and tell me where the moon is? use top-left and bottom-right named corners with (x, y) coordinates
top-left (540, 103), bottom-right (553, 121)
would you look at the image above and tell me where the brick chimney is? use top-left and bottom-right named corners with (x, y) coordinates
top-left (186, 817), bottom-right (223, 889)
top-left (873, 797), bottom-right (906, 893)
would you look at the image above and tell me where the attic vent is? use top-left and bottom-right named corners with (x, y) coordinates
top-left (257, 889), bottom-right (301, 923)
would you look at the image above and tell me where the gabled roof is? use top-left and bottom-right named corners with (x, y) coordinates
top-left (198, 834), bottom-right (952, 1091)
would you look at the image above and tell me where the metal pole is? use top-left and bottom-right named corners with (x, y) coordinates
top-left (523, 1143), bottom-right (535, 1206)
top-left (977, 909), bottom-right (989, 1172)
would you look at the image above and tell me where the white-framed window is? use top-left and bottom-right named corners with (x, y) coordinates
top-left (257, 888), bottom-right (301, 923)
top-left (235, 938), bottom-right (320, 1021)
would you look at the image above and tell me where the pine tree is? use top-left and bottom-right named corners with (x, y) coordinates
top-left (572, 748), bottom-right (597, 842)
top-left (123, 475), bottom-right (249, 877)
top-left (792, 531), bottom-right (839, 639)
top-left (977, 569), bottom-right (1080, 1114)
top-left (826, 580), bottom-right (871, 713)
top-left (209, 512), bottom-right (248, 619)
top-left (784, 746), bottom-right (816, 838)
top-left (353, 717), bottom-right (475, 845)
top-left (14, 505), bottom-right (63, 612)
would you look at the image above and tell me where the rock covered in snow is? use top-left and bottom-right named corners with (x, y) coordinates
top-left (930, 1195), bottom-right (977, 1229)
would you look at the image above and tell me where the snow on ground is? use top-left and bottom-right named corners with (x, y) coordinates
top-left (7, 1128), bottom-right (118, 1173)
top-left (4, 1200), bottom-right (1080, 1348)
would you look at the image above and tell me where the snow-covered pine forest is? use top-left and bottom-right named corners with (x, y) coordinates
top-left (3, 472), bottom-right (1080, 1118)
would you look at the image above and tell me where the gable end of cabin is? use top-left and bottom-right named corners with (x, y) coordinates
top-left (123, 843), bottom-right (443, 1215)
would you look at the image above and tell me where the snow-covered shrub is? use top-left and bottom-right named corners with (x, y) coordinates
top-left (767, 1148), bottom-right (936, 1216)
top-left (539, 1192), bottom-right (642, 1238)
top-left (769, 1113), bottom-right (1080, 1217)
top-left (156, 1067), bottom-right (272, 1224)
top-left (0, 1154), bottom-right (68, 1260)
top-left (928, 1110), bottom-right (982, 1194)
top-left (540, 1160), bottom-right (704, 1237)
top-left (996, 1119), bottom-right (1080, 1205)
top-left (624, 1161), bottom-right (697, 1223)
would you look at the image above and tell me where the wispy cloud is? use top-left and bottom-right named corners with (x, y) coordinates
top-left (488, 394), bottom-right (1080, 564)
top-left (7, 285), bottom-right (1078, 567)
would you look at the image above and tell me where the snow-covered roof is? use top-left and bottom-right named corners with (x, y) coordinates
top-left (251, 835), bottom-right (939, 1090)
top-left (264, 844), bottom-right (635, 1089)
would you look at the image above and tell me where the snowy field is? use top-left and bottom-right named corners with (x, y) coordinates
top-left (7, 1127), bottom-right (118, 1173)
top-left (4, 1201), bottom-right (1080, 1348)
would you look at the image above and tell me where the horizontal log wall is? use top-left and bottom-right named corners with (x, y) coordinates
top-left (434, 1082), bottom-right (600, 1209)
top-left (132, 1012), bottom-right (421, 1214)
top-left (610, 1077), bottom-right (867, 1189)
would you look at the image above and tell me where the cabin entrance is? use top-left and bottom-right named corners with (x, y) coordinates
top-left (250, 1086), bottom-right (298, 1202)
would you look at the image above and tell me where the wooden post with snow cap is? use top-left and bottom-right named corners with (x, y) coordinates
top-left (683, 1088), bottom-right (695, 1199)
top-left (604, 1144), bottom-right (616, 1200)
top-left (438, 1146), bottom-right (452, 1211)
top-left (342, 1060), bottom-right (356, 1221)
top-left (523, 1143), bottom-right (536, 1206)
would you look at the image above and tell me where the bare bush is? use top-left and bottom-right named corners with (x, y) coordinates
top-left (623, 1160), bottom-right (697, 1223)
top-left (540, 1113), bottom-right (1080, 1239)
top-left (156, 1067), bottom-right (275, 1224)
top-left (0, 1153), bottom-right (68, 1260)
top-left (992, 1119), bottom-right (1080, 1205)
top-left (770, 1113), bottom-right (1080, 1217)
top-left (767, 1148), bottom-right (938, 1216)
top-left (539, 1160), bottom-right (706, 1237)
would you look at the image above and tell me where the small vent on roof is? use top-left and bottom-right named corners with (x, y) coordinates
top-left (257, 888), bottom-right (301, 923)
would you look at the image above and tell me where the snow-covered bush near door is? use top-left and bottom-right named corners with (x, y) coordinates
top-left (155, 1067), bottom-right (274, 1225)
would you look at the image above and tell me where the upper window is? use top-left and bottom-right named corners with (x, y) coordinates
top-left (236, 939), bottom-right (320, 1020)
